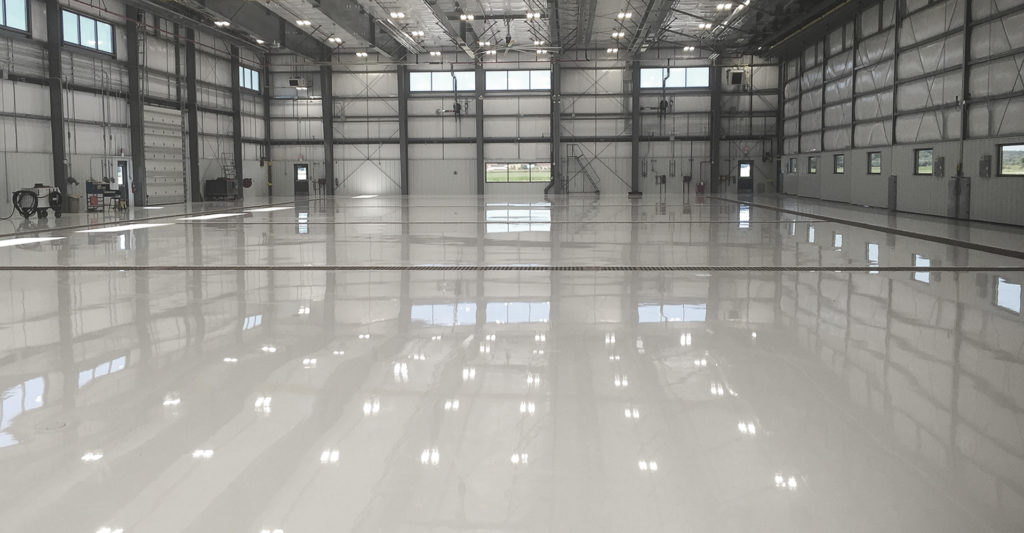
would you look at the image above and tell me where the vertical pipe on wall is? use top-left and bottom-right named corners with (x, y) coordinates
top-left (475, 60), bottom-right (485, 195)
top-left (45, 0), bottom-right (67, 194)
top-left (551, 60), bottom-right (563, 194)
top-left (320, 56), bottom-right (335, 195)
top-left (710, 65), bottom-right (722, 193)
top-left (398, 64), bottom-right (410, 195)
top-left (127, 6), bottom-right (146, 206)
top-left (230, 45), bottom-right (243, 199)
top-left (629, 59), bottom-right (642, 197)
top-left (185, 28), bottom-right (201, 202)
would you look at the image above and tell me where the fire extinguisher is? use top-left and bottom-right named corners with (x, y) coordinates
top-left (696, 180), bottom-right (705, 194)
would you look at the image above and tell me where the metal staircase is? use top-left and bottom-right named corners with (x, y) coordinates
top-left (220, 152), bottom-right (237, 183)
top-left (563, 143), bottom-right (600, 193)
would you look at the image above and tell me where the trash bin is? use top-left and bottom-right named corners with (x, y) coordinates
top-left (65, 194), bottom-right (81, 213)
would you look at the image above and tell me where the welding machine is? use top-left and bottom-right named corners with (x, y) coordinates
top-left (12, 184), bottom-right (63, 219)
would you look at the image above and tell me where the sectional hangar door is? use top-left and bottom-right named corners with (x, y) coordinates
top-left (142, 104), bottom-right (187, 205)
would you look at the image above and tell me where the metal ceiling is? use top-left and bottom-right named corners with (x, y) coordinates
top-left (156, 0), bottom-right (847, 61)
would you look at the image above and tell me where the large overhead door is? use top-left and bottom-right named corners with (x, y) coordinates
top-left (143, 104), bottom-right (186, 204)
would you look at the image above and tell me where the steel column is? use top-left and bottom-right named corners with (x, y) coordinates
top-left (629, 60), bottom-right (642, 198)
top-left (263, 53), bottom-right (272, 198)
top-left (710, 65), bottom-right (722, 193)
top-left (398, 64), bottom-right (410, 195)
top-left (321, 59), bottom-right (335, 195)
top-left (551, 60), bottom-right (563, 194)
top-left (776, 63), bottom-right (785, 193)
top-left (230, 46), bottom-right (244, 199)
top-left (186, 28), bottom-right (201, 202)
top-left (475, 61), bottom-right (485, 195)
top-left (45, 0), bottom-right (67, 194)
top-left (127, 6), bottom-right (146, 206)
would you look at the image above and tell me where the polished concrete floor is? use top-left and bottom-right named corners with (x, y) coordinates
top-left (1, 193), bottom-right (1023, 532)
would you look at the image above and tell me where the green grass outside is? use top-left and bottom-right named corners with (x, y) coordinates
top-left (488, 169), bottom-right (552, 183)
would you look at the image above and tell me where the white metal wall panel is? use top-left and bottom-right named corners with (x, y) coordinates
top-left (854, 120), bottom-right (892, 147)
top-left (824, 76), bottom-right (853, 104)
top-left (855, 59), bottom-right (894, 92)
top-left (823, 128), bottom-right (852, 150)
top-left (143, 105), bottom-right (186, 205)
top-left (900, 0), bottom-right (964, 45)
top-left (968, 54), bottom-right (1024, 97)
top-left (970, 10), bottom-right (1024, 58)
top-left (857, 30), bottom-right (896, 65)
top-left (855, 92), bottom-right (894, 121)
top-left (967, 98), bottom-right (1024, 137)
top-left (897, 34), bottom-right (964, 79)
top-left (895, 109), bottom-right (960, 142)
top-left (895, 71), bottom-right (962, 111)
top-left (824, 102), bottom-right (853, 127)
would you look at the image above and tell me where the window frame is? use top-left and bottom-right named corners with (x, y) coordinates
top-left (484, 69), bottom-right (550, 92)
top-left (238, 65), bottom-right (261, 93)
top-left (808, 156), bottom-right (818, 175)
top-left (0, 0), bottom-right (29, 33)
top-left (639, 67), bottom-right (711, 89)
top-left (61, 9), bottom-right (115, 55)
top-left (484, 162), bottom-right (552, 183)
top-left (914, 148), bottom-right (934, 176)
top-left (867, 151), bottom-right (882, 175)
top-left (833, 154), bottom-right (845, 174)
top-left (789, 157), bottom-right (797, 173)
top-left (409, 70), bottom-right (476, 92)
top-left (997, 143), bottom-right (1024, 177)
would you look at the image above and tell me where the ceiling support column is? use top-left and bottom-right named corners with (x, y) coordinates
top-left (230, 45), bottom-right (244, 200)
top-left (629, 59), bottom-right (642, 198)
top-left (45, 0), bottom-right (67, 194)
top-left (710, 65), bottom-right (722, 194)
top-left (127, 6), bottom-right (146, 206)
top-left (551, 60), bottom-right (563, 194)
top-left (475, 60), bottom-right (485, 195)
top-left (321, 57), bottom-right (336, 196)
top-left (262, 53), bottom-right (272, 198)
top-left (185, 28), bottom-right (201, 202)
top-left (398, 64), bottom-right (410, 195)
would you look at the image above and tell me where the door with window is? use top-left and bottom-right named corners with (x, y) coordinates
top-left (737, 160), bottom-right (754, 193)
top-left (294, 164), bottom-right (309, 195)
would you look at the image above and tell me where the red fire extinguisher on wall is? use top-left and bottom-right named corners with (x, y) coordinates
top-left (696, 180), bottom-right (705, 194)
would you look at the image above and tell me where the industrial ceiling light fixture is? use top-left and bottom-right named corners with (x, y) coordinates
top-left (536, 49), bottom-right (548, 54)
top-left (612, 31), bottom-right (625, 38)
top-left (389, 11), bottom-right (405, 18)
top-left (410, 30), bottom-right (425, 37)
top-left (255, 38), bottom-right (265, 44)
top-left (716, 3), bottom-right (733, 10)
top-left (525, 12), bottom-right (542, 19)
top-left (429, 50), bottom-right (442, 56)
top-left (617, 12), bottom-right (632, 19)
top-left (485, 49), bottom-right (497, 55)
top-left (478, 40), bottom-right (491, 46)
top-left (534, 40), bottom-right (545, 45)
top-left (296, 20), bottom-right (312, 26)
top-left (355, 51), bottom-right (369, 57)
top-left (683, 46), bottom-right (695, 51)
top-left (459, 14), bottom-right (474, 21)
top-left (214, 20), bottom-right (230, 27)
top-left (698, 22), bottom-right (712, 30)
top-left (607, 47), bottom-right (618, 53)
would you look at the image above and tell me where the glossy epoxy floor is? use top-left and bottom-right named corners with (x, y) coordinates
top-left (1, 193), bottom-right (1023, 533)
